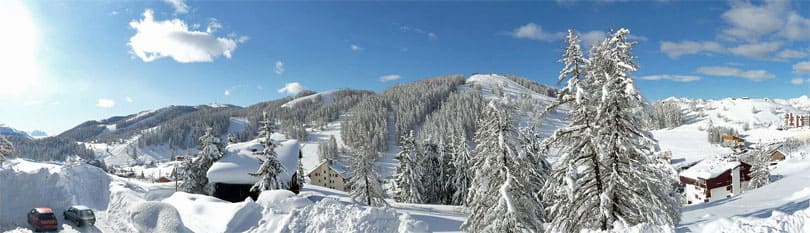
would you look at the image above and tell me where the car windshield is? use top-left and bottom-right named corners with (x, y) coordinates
top-left (39, 213), bottom-right (56, 220)
top-left (79, 210), bottom-right (94, 217)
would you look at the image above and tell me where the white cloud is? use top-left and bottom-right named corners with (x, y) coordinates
top-left (659, 40), bottom-right (725, 58)
top-left (580, 31), bottom-right (607, 48)
top-left (125, 96), bottom-right (134, 103)
top-left (379, 74), bottom-right (401, 82)
top-left (510, 23), bottom-right (564, 42)
top-left (274, 60), bottom-right (284, 75)
top-left (784, 12), bottom-right (810, 41)
top-left (728, 42), bottom-right (781, 60)
top-left (277, 82), bottom-right (305, 95)
top-left (639, 75), bottom-right (701, 82)
top-left (794, 61), bottom-right (810, 74)
top-left (399, 25), bottom-right (437, 40)
top-left (128, 9), bottom-right (243, 63)
top-left (720, 0), bottom-right (810, 41)
top-left (697, 66), bottom-right (775, 81)
top-left (777, 49), bottom-right (809, 59)
top-left (224, 90), bottom-right (230, 96)
top-left (97, 98), bottom-right (116, 108)
top-left (163, 0), bottom-right (189, 14)
top-left (427, 32), bottom-right (438, 40)
top-left (206, 18), bottom-right (222, 33)
top-left (351, 44), bottom-right (363, 51)
top-left (579, 30), bottom-right (646, 48)
top-left (790, 78), bottom-right (808, 85)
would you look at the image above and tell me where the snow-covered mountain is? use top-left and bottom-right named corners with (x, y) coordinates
top-left (0, 126), bottom-right (33, 139)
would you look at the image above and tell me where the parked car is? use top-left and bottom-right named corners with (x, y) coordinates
top-left (27, 207), bottom-right (58, 232)
top-left (63, 205), bottom-right (95, 226)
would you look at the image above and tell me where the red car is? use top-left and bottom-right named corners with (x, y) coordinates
top-left (27, 207), bottom-right (58, 232)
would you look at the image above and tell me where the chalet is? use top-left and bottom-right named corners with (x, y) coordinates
top-left (307, 159), bottom-right (351, 192)
top-left (680, 156), bottom-right (751, 205)
top-left (206, 137), bottom-right (301, 202)
top-left (721, 135), bottom-right (745, 149)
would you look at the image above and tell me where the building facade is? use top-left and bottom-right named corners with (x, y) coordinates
top-left (307, 160), bottom-right (350, 192)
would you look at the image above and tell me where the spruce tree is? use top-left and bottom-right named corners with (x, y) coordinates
top-left (250, 112), bottom-right (286, 191)
top-left (745, 148), bottom-right (771, 189)
top-left (349, 145), bottom-right (387, 207)
top-left (180, 127), bottom-right (225, 194)
top-left (463, 100), bottom-right (546, 233)
top-left (420, 138), bottom-right (441, 203)
top-left (543, 28), bottom-right (680, 232)
top-left (394, 130), bottom-right (424, 203)
top-left (450, 126), bottom-right (472, 206)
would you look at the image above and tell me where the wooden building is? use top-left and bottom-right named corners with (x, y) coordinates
top-left (680, 157), bottom-right (752, 205)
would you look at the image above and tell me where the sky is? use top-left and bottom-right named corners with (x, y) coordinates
top-left (1, 0), bottom-right (809, 135)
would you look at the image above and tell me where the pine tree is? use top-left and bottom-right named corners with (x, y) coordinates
top-left (0, 135), bottom-right (14, 166)
top-left (349, 145), bottom-right (387, 207)
top-left (437, 137), bottom-right (456, 205)
top-left (745, 148), bottom-right (771, 189)
top-left (180, 127), bottom-right (225, 194)
top-left (250, 112), bottom-right (286, 192)
top-left (394, 130), bottom-right (424, 203)
top-left (543, 28), bottom-right (680, 232)
top-left (463, 100), bottom-right (546, 233)
top-left (420, 138), bottom-right (441, 203)
top-left (450, 127), bottom-right (472, 206)
top-left (297, 150), bottom-right (305, 186)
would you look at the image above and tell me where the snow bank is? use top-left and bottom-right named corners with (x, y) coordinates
top-left (699, 209), bottom-right (810, 233)
top-left (283, 198), bottom-right (426, 233)
top-left (578, 223), bottom-right (674, 233)
top-left (129, 201), bottom-right (191, 233)
top-left (162, 192), bottom-right (264, 233)
top-left (0, 159), bottom-right (110, 227)
top-left (256, 190), bottom-right (312, 213)
top-left (207, 138), bottom-right (300, 185)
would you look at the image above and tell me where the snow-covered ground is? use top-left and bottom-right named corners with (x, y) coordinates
top-left (0, 159), bottom-right (462, 233)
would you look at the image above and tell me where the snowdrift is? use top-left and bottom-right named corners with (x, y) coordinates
top-left (0, 159), bottom-right (111, 227)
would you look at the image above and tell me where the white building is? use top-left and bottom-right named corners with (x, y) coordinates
top-left (680, 156), bottom-right (752, 205)
top-left (307, 159), bottom-right (350, 192)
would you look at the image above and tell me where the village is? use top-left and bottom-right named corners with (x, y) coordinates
top-left (676, 113), bottom-right (809, 205)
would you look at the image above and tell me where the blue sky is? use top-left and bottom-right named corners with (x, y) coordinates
top-left (1, 0), bottom-right (809, 134)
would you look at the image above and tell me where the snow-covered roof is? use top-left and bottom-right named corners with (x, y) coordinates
top-left (72, 205), bottom-right (91, 210)
top-left (680, 156), bottom-right (743, 180)
top-left (307, 159), bottom-right (350, 178)
top-left (207, 138), bottom-right (300, 184)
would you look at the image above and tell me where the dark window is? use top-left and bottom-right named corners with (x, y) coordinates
top-left (39, 214), bottom-right (56, 220)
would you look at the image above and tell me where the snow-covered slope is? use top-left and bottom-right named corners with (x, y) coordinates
top-left (652, 97), bottom-right (810, 167)
top-left (465, 74), bottom-right (568, 138)
top-left (281, 89), bottom-right (340, 108)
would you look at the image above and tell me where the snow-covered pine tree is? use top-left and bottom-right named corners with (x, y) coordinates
top-left (450, 126), bottom-right (472, 206)
top-left (349, 145), bottom-right (387, 207)
top-left (517, 126), bottom-right (551, 220)
top-left (180, 127), bottom-right (225, 194)
top-left (296, 150), bottom-right (305, 187)
top-left (250, 112), bottom-right (286, 192)
top-left (394, 130), bottom-right (425, 203)
top-left (746, 148), bottom-right (771, 189)
top-left (437, 137), bottom-right (455, 204)
top-left (462, 100), bottom-right (545, 233)
top-left (0, 135), bottom-right (14, 166)
top-left (420, 138), bottom-right (442, 203)
top-left (541, 29), bottom-right (602, 232)
top-left (543, 28), bottom-right (680, 232)
top-left (589, 28), bottom-right (680, 229)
